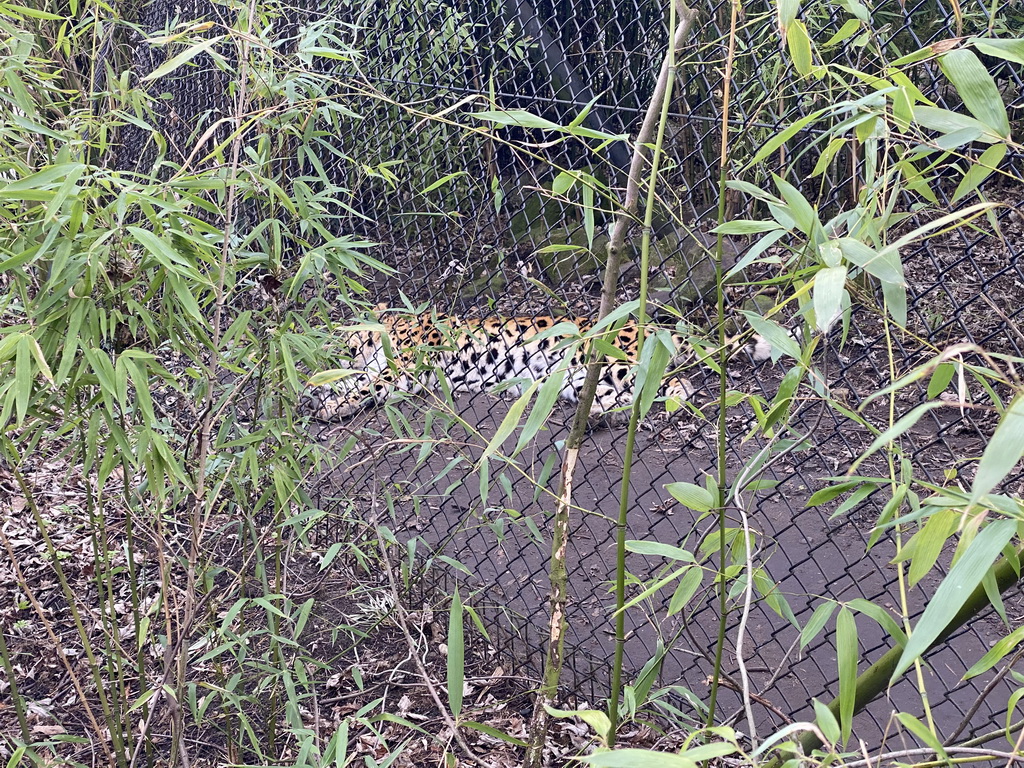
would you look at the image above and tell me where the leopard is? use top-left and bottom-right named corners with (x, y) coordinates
top-left (299, 304), bottom-right (774, 427)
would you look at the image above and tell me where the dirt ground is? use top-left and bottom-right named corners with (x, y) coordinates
top-left (310, 361), bottom-right (1023, 752)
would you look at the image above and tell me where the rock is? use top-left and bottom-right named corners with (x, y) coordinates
top-left (531, 224), bottom-right (608, 284)
top-left (725, 295), bottom-right (779, 334)
top-left (459, 268), bottom-right (508, 298)
top-left (741, 294), bottom-right (777, 316)
top-left (509, 191), bottom-right (572, 240)
top-left (458, 251), bottom-right (509, 300)
top-left (650, 230), bottom-right (746, 311)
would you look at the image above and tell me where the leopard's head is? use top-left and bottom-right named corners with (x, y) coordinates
top-left (341, 303), bottom-right (393, 366)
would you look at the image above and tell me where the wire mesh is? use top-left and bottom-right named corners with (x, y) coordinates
top-left (308, 0), bottom-right (1024, 746)
top-left (130, 0), bottom-right (1024, 750)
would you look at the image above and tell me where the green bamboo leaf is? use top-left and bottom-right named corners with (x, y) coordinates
top-left (479, 456), bottom-right (489, 511)
top-left (25, 335), bottom-right (53, 383)
top-left (420, 171), bottom-right (468, 195)
top-left (85, 347), bottom-right (117, 412)
top-left (128, 226), bottom-right (206, 280)
top-left (567, 94), bottom-right (600, 130)
top-left (860, 349), bottom-right (970, 408)
top-left (970, 37), bottom-right (1024, 67)
top-left (725, 179), bottom-right (781, 204)
top-left (740, 311), bottom-right (802, 361)
top-left (55, 300), bottom-right (85, 385)
top-left (306, 369), bottom-right (360, 387)
top-left (754, 570), bottom-right (798, 627)
top-left (630, 648), bottom-right (665, 709)
top-left (725, 229), bottom-right (787, 279)
top-left (964, 624), bottom-right (1024, 679)
top-left (813, 266), bottom-right (847, 334)
top-left (812, 137), bottom-right (847, 176)
top-left (777, 0), bottom-right (799, 37)
top-left (666, 481), bottom-right (715, 513)
top-left (114, 354), bottom-right (130, 408)
top-left (15, 335), bottom-right (31, 424)
top-left (952, 144), bottom-right (1007, 203)
top-left (167, 273), bottom-right (204, 324)
top-left (220, 598), bottom-right (248, 632)
top-left (881, 276), bottom-right (908, 326)
top-left (278, 336), bottom-right (301, 395)
top-left (896, 713), bottom-right (947, 761)
top-left (761, 365), bottom-right (803, 432)
top-left (582, 181), bottom-right (595, 248)
top-left (667, 567), bottom-right (703, 615)
top-left (474, 109), bottom-right (561, 131)
top-left (939, 49), bottom-right (1010, 138)
top-left (846, 598), bottom-right (908, 646)
top-left (836, 238), bottom-right (905, 285)
top-left (546, 707), bottom-right (613, 746)
top-left (514, 364), bottom-right (567, 456)
top-left (128, 360), bottom-right (156, 424)
top-left (142, 36), bottom-right (226, 82)
top-left (625, 540), bottom-right (695, 562)
top-left (836, 607), bottom-right (857, 745)
top-left (677, 742), bottom-right (738, 762)
top-left (579, 743), bottom-right (736, 768)
top-left (324, 720), bottom-right (349, 765)
top-left (45, 162), bottom-right (86, 216)
top-left (447, 588), bottom-right (464, 718)
top-left (773, 174), bottom-right (819, 236)
top-left (636, 333), bottom-right (672, 417)
top-left (616, 565), bottom-right (690, 615)
top-left (904, 509), bottom-right (958, 588)
top-left (125, 687), bottom-right (160, 715)
top-left (968, 396), bottom-right (1024, 508)
top-left (533, 451), bottom-right (558, 504)
top-left (807, 481), bottom-right (861, 507)
top-left (839, 0), bottom-right (870, 21)
top-left (913, 106), bottom-right (1001, 144)
top-left (0, 3), bottom-right (66, 19)
top-left (893, 518), bottom-right (1017, 680)
top-left (0, 163), bottom-right (80, 193)
top-left (11, 115), bottom-right (63, 142)
top-left (480, 380), bottom-right (537, 460)
top-left (926, 362), bottom-right (956, 399)
top-left (578, 749), bottom-right (695, 767)
top-left (551, 171), bottom-right (576, 196)
top-left (460, 721), bottom-right (527, 747)
top-left (259, 175), bottom-right (299, 216)
top-left (891, 46), bottom-right (936, 67)
top-left (800, 602), bottom-right (837, 649)
top-left (713, 220), bottom-right (782, 235)
top-left (746, 108), bottom-right (828, 168)
top-left (823, 19), bottom-right (862, 49)
top-left (849, 402), bottom-right (945, 472)
top-left (788, 19), bottom-right (814, 76)
top-left (813, 698), bottom-right (841, 745)
top-left (0, 249), bottom-right (38, 272)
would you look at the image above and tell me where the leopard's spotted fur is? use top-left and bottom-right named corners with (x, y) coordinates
top-left (300, 305), bottom-right (772, 426)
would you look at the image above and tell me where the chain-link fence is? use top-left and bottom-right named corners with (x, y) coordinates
top-left (134, 0), bottom-right (1024, 749)
top-left (306, 0), bottom-right (1024, 747)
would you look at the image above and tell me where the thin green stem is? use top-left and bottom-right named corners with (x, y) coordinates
top-left (706, 0), bottom-right (740, 729)
top-left (524, 6), bottom-right (698, 763)
top-left (608, 0), bottom-right (679, 741)
top-left (0, 622), bottom-right (30, 744)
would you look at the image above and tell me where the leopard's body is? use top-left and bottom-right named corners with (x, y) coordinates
top-left (301, 306), bottom-right (772, 426)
